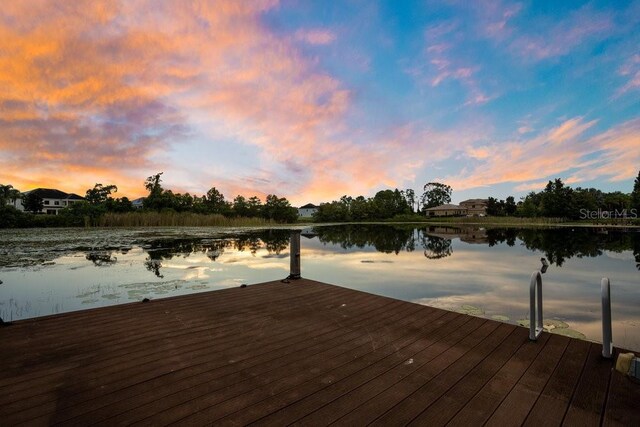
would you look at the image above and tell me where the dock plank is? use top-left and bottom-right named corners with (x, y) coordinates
top-left (602, 351), bottom-right (640, 426)
top-left (562, 344), bottom-right (613, 426)
top-left (0, 278), bottom-right (638, 426)
top-left (523, 338), bottom-right (591, 426)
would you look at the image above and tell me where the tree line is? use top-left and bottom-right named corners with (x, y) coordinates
top-left (493, 172), bottom-right (640, 219)
top-left (0, 172), bottom-right (298, 227)
top-left (137, 172), bottom-right (298, 222)
top-left (313, 171), bottom-right (640, 222)
top-left (313, 183), bottom-right (454, 222)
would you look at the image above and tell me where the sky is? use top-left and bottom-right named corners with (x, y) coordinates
top-left (1, 0), bottom-right (639, 205)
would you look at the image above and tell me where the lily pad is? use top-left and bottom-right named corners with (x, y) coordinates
top-left (491, 315), bottom-right (510, 322)
top-left (552, 328), bottom-right (586, 339)
top-left (516, 318), bottom-right (585, 339)
top-left (459, 305), bottom-right (484, 316)
top-left (543, 319), bottom-right (569, 330)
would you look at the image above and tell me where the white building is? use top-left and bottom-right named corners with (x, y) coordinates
top-left (12, 188), bottom-right (84, 215)
top-left (298, 203), bottom-right (318, 218)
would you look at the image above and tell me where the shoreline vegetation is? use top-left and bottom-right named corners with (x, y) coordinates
top-left (1, 171), bottom-right (639, 229)
top-left (1, 209), bottom-right (638, 229)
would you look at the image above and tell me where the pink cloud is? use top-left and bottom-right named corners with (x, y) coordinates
top-left (420, 21), bottom-right (494, 107)
top-left (547, 117), bottom-right (597, 143)
top-left (616, 54), bottom-right (640, 96)
top-left (443, 117), bottom-right (640, 192)
top-left (0, 0), bottom-right (378, 202)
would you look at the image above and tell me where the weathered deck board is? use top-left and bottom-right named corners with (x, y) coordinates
top-left (0, 279), bottom-right (638, 426)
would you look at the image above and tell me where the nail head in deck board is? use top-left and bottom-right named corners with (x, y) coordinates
top-left (0, 279), bottom-right (638, 426)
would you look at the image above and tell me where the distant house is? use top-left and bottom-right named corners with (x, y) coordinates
top-left (131, 197), bottom-right (146, 209)
top-left (459, 199), bottom-right (488, 216)
top-left (425, 203), bottom-right (466, 217)
top-left (298, 203), bottom-right (318, 218)
top-left (13, 188), bottom-right (85, 215)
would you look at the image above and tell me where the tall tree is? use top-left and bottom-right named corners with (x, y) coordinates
top-left (144, 172), bottom-right (164, 196)
top-left (540, 178), bottom-right (573, 218)
top-left (85, 183), bottom-right (118, 205)
top-left (421, 182), bottom-right (452, 210)
top-left (404, 189), bottom-right (416, 213)
top-left (486, 197), bottom-right (502, 216)
top-left (143, 172), bottom-right (165, 210)
top-left (22, 192), bottom-right (44, 214)
top-left (205, 187), bottom-right (228, 214)
top-left (0, 184), bottom-right (19, 207)
top-left (247, 196), bottom-right (263, 217)
top-left (262, 194), bottom-right (297, 222)
top-left (232, 195), bottom-right (250, 217)
top-left (504, 196), bottom-right (517, 216)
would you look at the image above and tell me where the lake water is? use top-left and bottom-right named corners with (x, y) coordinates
top-left (1, 225), bottom-right (639, 351)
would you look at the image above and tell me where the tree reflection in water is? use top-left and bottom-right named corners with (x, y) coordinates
top-left (139, 230), bottom-right (292, 278)
top-left (421, 235), bottom-right (453, 259)
top-left (73, 226), bottom-right (640, 277)
top-left (313, 224), bottom-right (640, 269)
top-left (85, 251), bottom-right (117, 266)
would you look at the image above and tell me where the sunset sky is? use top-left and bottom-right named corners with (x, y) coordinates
top-left (1, 0), bottom-right (639, 205)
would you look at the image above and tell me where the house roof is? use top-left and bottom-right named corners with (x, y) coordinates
top-left (460, 199), bottom-right (488, 204)
top-left (22, 188), bottom-right (85, 201)
top-left (299, 203), bottom-right (318, 209)
top-left (425, 203), bottom-right (465, 211)
top-left (24, 188), bottom-right (70, 199)
top-left (131, 197), bottom-right (146, 204)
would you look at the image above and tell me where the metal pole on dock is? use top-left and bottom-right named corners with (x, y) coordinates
top-left (601, 277), bottom-right (613, 359)
top-left (529, 271), bottom-right (543, 341)
top-left (289, 231), bottom-right (301, 279)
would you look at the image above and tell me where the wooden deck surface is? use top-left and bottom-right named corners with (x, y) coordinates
top-left (1, 279), bottom-right (638, 426)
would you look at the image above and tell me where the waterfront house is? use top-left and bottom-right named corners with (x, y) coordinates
top-left (12, 188), bottom-right (84, 215)
top-left (425, 203), bottom-right (466, 217)
top-left (459, 198), bottom-right (488, 216)
top-left (298, 203), bottom-right (318, 218)
top-left (131, 197), bottom-right (146, 209)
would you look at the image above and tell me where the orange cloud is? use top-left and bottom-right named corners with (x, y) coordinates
top-left (1, 0), bottom-right (433, 204)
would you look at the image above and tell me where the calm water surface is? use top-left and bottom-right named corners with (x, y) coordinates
top-left (1, 225), bottom-right (639, 351)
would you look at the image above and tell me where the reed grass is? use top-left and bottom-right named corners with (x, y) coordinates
top-left (98, 211), bottom-right (274, 227)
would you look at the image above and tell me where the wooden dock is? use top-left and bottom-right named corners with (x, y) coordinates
top-left (1, 279), bottom-right (638, 426)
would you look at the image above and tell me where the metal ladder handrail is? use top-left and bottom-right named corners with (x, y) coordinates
top-left (528, 272), bottom-right (614, 357)
top-left (601, 277), bottom-right (613, 359)
top-left (529, 271), bottom-right (543, 341)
